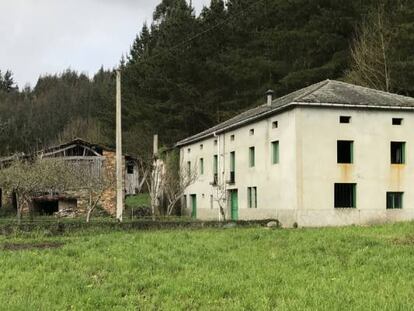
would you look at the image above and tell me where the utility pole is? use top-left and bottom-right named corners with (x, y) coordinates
top-left (116, 69), bottom-right (123, 221)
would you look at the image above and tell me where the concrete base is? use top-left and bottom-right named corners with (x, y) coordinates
top-left (184, 207), bottom-right (414, 228)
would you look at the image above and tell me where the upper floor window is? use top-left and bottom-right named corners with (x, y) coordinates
top-left (391, 141), bottom-right (405, 164)
top-left (392, 118), bottom-right (403, 125)
top-left (230, 134), bottom-right (235, 141)
top-left (213, 155), bottom-right (218, 183)
top-left (199, 158), bottom-right (204, 175)
top-left (337, 140), bottom-right (353, 164)
top-left (339, 116), bottom-right (351, 123)
top-left (229, 151), bottom-right (235, 183)
top-left (272, 121), bottom-right (278, 128)
top-left (200, 144), bottom-right (203, 150)
top-left (187, 161), bottom-right (191, 177)
top-left (249, 147), bottom-right (255, 167)
top-left (127, 164), bottom-right (134, 174)
top-left (271, 141), bottom-right (279, 164)
top-left (214, 140), bottom-right (218, 146)
top-left (187, 148), bottom-right (191, 153)
top-left (249, 129), bottom-right (254, 136)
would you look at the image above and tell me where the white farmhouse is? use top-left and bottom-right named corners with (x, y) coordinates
top-left (177, 80), bottom-right (414, 227)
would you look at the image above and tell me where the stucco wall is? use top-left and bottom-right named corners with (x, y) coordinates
top-left (181, 105), bottom-right (414, 227)
top-left (297, 106), bottom-right (414, 227)
top-left (182, 108), bottom-right (298, 225)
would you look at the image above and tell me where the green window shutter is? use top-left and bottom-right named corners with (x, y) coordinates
top-left (247, 187), bottom-right (252, 208)
top-left (255, 187), bottom-right (257, 208)
top-left (272, 141), bottom-right (279, 164)
top-left (249, 147), bottom-right (255, 167)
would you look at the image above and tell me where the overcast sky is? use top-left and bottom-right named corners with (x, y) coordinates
top-left (0, 0), bottom-right (209, 88)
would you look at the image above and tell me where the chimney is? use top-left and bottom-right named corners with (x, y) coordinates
top-left (266, 89), bottom-right (274, 106)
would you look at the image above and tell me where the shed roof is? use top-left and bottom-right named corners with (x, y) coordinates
top-left (176, 80), bottom-right (414, 146)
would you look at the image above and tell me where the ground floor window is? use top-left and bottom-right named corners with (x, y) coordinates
top-left (387, 192), bottom-right (403, 209)
top-left (334, 183), bottom-right (356, 208)
top-left (183, 195), bottom-right (187, 209)
top-left (247, 187), bottom-right (257, 208)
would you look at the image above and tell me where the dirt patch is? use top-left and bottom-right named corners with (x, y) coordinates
top-left (392, 235), bottom-right (414, 245)
top-left (2, 241), bottom-right (64, 251)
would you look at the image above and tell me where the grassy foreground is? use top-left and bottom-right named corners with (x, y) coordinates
top-left (1, 223), bottom-right (414, 310)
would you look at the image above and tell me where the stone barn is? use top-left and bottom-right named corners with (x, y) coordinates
top-left (0, 138), bottom-right (141, 216)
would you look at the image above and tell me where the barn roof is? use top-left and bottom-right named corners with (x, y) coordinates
top-left (176, 80), bottom-right (414, 147)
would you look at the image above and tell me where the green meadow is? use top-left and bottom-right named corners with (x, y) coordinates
top-left (1, 223), bottom-right (414, 310)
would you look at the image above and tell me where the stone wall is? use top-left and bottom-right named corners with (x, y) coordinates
top-left (99, 150), bottom-right (125, 216)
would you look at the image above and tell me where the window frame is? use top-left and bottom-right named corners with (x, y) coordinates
top-left (334, 183), bottom-right (356, 208)
top-left (339, 116), bottom-right (351, 124)
top-left (337, 140), bottom-right (354, 164)
top-left (392, 118), bottom-right (403, 125)
top-left (391, 141), bottom-right (406, 164)
top-left (386, 192), bottom-right (403, 209)
top-left (247, 187), bottom-right (257, 208)
top-left (271, 141), bottom-right (279, 164)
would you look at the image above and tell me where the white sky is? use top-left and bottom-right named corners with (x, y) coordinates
top-left (0, 0), bottom-right (210, 88)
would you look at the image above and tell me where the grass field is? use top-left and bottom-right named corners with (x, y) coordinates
top-left (1, 223), bottom-right (414, 310)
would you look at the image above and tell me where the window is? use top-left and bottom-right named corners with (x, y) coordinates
top-left (214, 140), bottom-right (217, 146)
top-left (337, 140), bottom-right (353, 163)
top-left (248, 187), bottom-right (257, 208)
top-left (391, 142), bottom-right (405, 164)
top-left (272, 121), bottom-right (278, 128)
top-left (334, 183), bottom-right (356, 208)
top-left (183, 195), bottom-right (187, 209)
top-left (213, 155), bottom-right (218, 183)
top-left (392, 118), bottom-right (403, 125)
top-left (187, 161), bottom-right (191, 177)
top-left (200, 158), bottom-right (204, 175)
top-left (230, 134), bottom-right (235, 141)
top-left (210, 195), bottom-right (214, 209)
top-left (127, 163), bottom-right (134, 174)
top-left (387, 192), bottom-right (403, 209)
top-left (200, 144), bottom-right (203, 150)
top-left (340, 116), bottom-right (351, 123)
top-left (249, 147), bottom-right (255, 167)
top-left (187, 148), bottom-right (191, 153)
top-left (249, 129), bottom-right (254, 135)
top-left (271, 141), bottom-right (279, 164)
top-left (229, 151), bottom-right (235, 183)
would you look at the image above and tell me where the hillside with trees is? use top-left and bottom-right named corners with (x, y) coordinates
top-left (0, 0), bottom-right (413, 158)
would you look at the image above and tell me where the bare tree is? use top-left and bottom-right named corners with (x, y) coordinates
top-left (346, 2), bottom-right (394, 92)
top-left (70, 160), bottom-right (115, 223)
top-left (0, 158), bottom-right (78, 224)
top-left (211, 178), bottom-right (227, 221)
top-left (146, 156), bottom-right (164, 219)
top-left (163, 151), bottom-right (198, 216)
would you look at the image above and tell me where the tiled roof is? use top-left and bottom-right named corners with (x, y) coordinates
top-left (177, 80), bottom-right (414, 146)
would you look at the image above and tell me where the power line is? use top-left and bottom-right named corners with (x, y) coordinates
top-left (140, 0), bottom-right (265, 61)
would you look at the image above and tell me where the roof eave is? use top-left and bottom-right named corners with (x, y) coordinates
top-left (176, 101), bottom-right (414, 147)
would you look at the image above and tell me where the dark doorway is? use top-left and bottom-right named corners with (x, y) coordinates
top-left (34, 200), bottom-right (59, 215)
